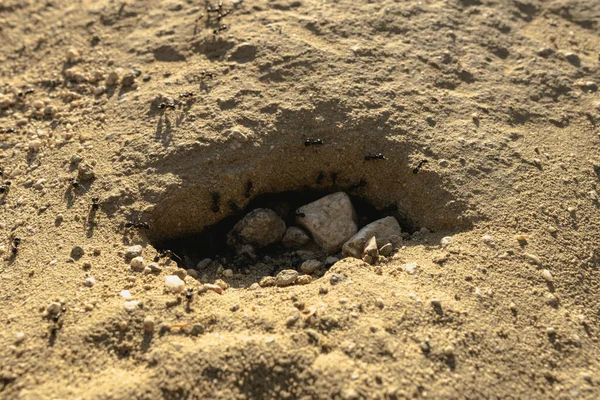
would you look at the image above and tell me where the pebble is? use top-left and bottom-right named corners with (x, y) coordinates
top-left (83, 277), bottom-right (95, 287)
top-left (47, 302), bottom-right (62, 315)
top-left (362, 236), bottom-right (379, 265)
top-left (522, 253), bottom-right (541, 265)
top-left (65, 48), bottom-right (80, 62)
top-left (130, 256), bottom-right (144, 270)
top-left (509, 302), bottom-right (517, 312)
top-left (296, 275), bottom-right (313, 285)
top-left (197, 258), bottom-right (212, 269)
top-left (329, 273), bottom-right (346, 285)
top-left (191, 324), bottom-right (205, 336)
top-left (547, 327), bottom-right (556, 336)
top-left (120, 290), bottom-right (133, 300)
top-left (186, 269), bottom-right (199, 279)
top-left (541, 269), bottom-right (553, 282)
top-left (375, 298), bottom-right (384, 309)
top-left (204, 283), bottom-right (224, 294)
top-left (300, 259), bottom-right (322, 274)
top-left (230, 304), bottom-right (240, 312)
top-left (174, 269), bottom-right (187, 280)
top-left (440, 236), bottom-right (452, 248)
top-left (123, 300), bottom-right (142, 312)
top-left (143, 316), bottom-right (155, 333)
top-left (121, 71), bottom-right (136, 87)
top-left (222, 269), bottom-right (234, 278)
top-left (106, 71), bottom-right (120, 86)
top-left (565, 52), bottom-right (580, 65)
top-left (379, 243), bottom-right (393, 257)
top-left (32, 100), bottom-right (45, 110)
top-left (482, 235), bottom-right (495, 246)
top-left (259, 276), bottom-right (276, 287)
top-left (443, 345), bottom-right (455, 357)
top-left (0, 245), bottom-right (5, 255)
top-left (281, 226), bottom-right (311, 248)
top-left (276, 270), bottom-right (299, 287)
top-left (402, 262), bottom-right (418, 274)
top-left (227, 208), bottom-right (286, 248)
top-left (342, 216), bottom-right (400, 258)
top-left (70, 246), bottom-right (85, 259)
top-left (164, 275), bottom-right (185, 293)
top-left (248, 282), bottom-right (260, 290)
top-left (148, 263), bottom-right (162, 273)
top-left (215, 279), bottom-right (229, 290)
top-left (296, 192), bottom-right (358, 253)
top-left (325, 256), bottom-right (339, 265)
top-left (515, 234), bottom-right (528, 243)
top-left (15, 332), bottom-right (25, 344)
top-left (28, 139), bottom-right (42, 152)
top-left (125, 245), bottom-right (143, 258)
top-left (77, 163), bottom-right (96, 181)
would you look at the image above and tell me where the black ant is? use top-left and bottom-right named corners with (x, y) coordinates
top-left (200, 70), bottom-right (214, 79)
top-left (245, 180), bottom-right (253, 198)
top-left (305, 139), bottom-right (324, 146)
top-left (0, 167), bottom-right (3, 177)
top-left (349, 179), bottom-right (367, 191)
top-left (67, 177), bottom-right (80, 189)
top-left (25, 88), bottom-right (35, 95)
top-left (179, 92), bottom-right (194, 99)
top-left (153, 249), bottom-right (182, 263)
top-left (213, 24), bottom-right (228, 34)
top-left (1, 127), bottom-right (17, 134)
top-left (413, 159), bottom-right (428, 174)
top-left (315, 171), bottom-right (325, 184)
top-left (124, 221), bottom-right (150, 229)
top-left (158, 102), bottom-right (176, 110)
top-left (365, 153), bottom-right (386, 161)
top-left (11, 237), bottom-right (21, 254)
top-left (91, 197), bottom-right (100, 211)
top-left (0, 181), bottom-right (10, 194)
top-left (331, 172), bottom-right (338, 185)
top-left (211, 192), bottom-right (221, 212)
top-left (185, 287), bottom-right (194, 300)
top-left (295, 210), bottom-right (306, 218)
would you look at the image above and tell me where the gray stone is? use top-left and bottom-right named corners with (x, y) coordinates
top-left (296, 192), bottom-right (357, 253)
top-left (227, 208), bottom-right (286, 248)
top-left (362, 236), bottom-right (379, 265)
top-left (70, 246), bottom-right (85, 259)
top-left (259, 276), bottom-right (276, 287)
top-left (77, 163), bottom-right (95, 181)
top-left (125, 245), bottom-right (143, 258)
top-left (275, 269), bottom-right (298, 287)
top-left (301, 259), bottom-right (322, 274)
top-left (281, 226), bottom-right (310, 248)
top-left (196, 258), bottom-right (212, 269)
top-left (342, 217), bottom-right (401, 259)
top-left (121, 71), bottom-right (136, 87)
top-left (379, 243), bottom-right (393, 257)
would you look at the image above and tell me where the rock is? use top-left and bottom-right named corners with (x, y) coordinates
top-left (403, 262), bottom-right (418, 274)
top-left (164, 275), bottom-right (185, 293)
top-left (148, 263), bottom-right (162, 273)
top-left (121, 71), bottom-right (136, 87)
top-left (362, 236), bottom-right (379, 265)
top-left (325, 256), bottom-right (339, 265)
top-left (125, 245), bottom-right (143, 258)
top-left (329, 273), bottom-right (346, 285)
top-left (204, 283), bottom-right (224, 294)
top-left (565, 52), bottom-right (580, 66)
top-left (191, 324), bottom-right (205, 336)
top-left (77, 163), bottom-right (95, 181)
top-left (388, 235), bottom-right (403, 248)
top-left (174, 269), bottom-right (187, 280)
top-left (248, 282), bottom-right (260, 290)
top-left (296, 275), bottom-right (313, 285)
top-left (523, 253), bottom-right (541, 265)
top-left (342, 216), bottom-right (401, 258)
top-left (83, 277), bottom-right (95, 287)
top-left (440, 236), bottom-right (452, 248)
top-left (379, 243), bottom-right (393, 257)
top-left (259, 276), bottom-right (276, 287)
top-left (222, 269), bottom-right (234, 278)
top-left (186, 269), bottom-right (199, 279)
top-left (124, 300), bottom-right (142, 312)
top-left (120, 290), bottom-right (133, 299)
top-left (70, 246), bottom-right (85, 259)
top-left (143, 316), bottom-right (155, 333)
top-left (482, 235), bottom-right (495, 247)
top-left (65, 48), bottom-right (80, 62)
top-left (130, 256), bottom-right (144, 270)
top-left (215, 279), bottom-right (229, 290)
top-left (296, 192), bottom-right (358, 253)
top-left (301, 259), bottom-right (322, 274)
top-left (281, 226), bottom-right (311, 248)
top-left (105, 71), bottom-right (120, 86)
top-left (197, 258), bottom-right (212, 269)
top-left (227, 208), bottom-right (286, 248)
top-left (275, 269), bottom-right (298, 287)
top-left (15, 332), bottom-right (26, 344)
top-left (541, 269), bottom-right (553, 282)
top-left (47, 302), bottom-right (62, 315)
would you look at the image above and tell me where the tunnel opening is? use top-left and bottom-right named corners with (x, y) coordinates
top-left (153, 188), bottom-right (415, 282)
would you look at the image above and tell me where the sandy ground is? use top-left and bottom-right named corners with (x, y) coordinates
top-left (1, 0), bottom-right (600, 398)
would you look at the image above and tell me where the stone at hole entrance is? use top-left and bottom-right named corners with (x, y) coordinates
top-left (342, 216), bottom-right (401, 259)
top-left (227, 208), bottom-right (286, 248)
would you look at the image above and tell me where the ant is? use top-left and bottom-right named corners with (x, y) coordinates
top-left (0, 181), bottom-right (10, 194)
top-left (179, 92), bottom-right (194, 99)
top-left (213, 24), bottom-right (228, 34)
top-left (185, 287), bottom-right (194, 300)
top-left (153, 249), bottom-right (182, 263)
top-left (295, 210), bottom-right (306, 218)
top-left (91, 197), bottom-right (100, 211)
top-left (124, 221), bottom-right (150, 229)
top-left (331, 172), bottom-right (338, 185)
top-left (245, 180), bottom-right (253, 198)
top-left (315, 171), bottom-right (325, 184)
top-left (349, 179), bottom-right (367, 191)
top-left (0, 166), bottom-right (3, 177)
top-left (67, 177), bottom-right (80, 189)
top-left (413, 159), bottom-right (428, 174)
top-left (11, 237), bottom-right (21, 254)
top-left (200, 70), bottom-right (214, 79)
top-left (365, 153), bottom-right (386, 161)
top-left (158, 102), bottom-right (176, 110)
top-left (0, 127), bottom-right (17, 134)
top-left (211, 192), bottom-right (221, 212)
top-left (305, 139), bottom-right (324, 146)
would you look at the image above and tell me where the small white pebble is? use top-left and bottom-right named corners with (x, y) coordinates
top-left (123, 300), bottom-right (141, 312)
top-left (474, 287), bottom-right (482, 298)
top-left (15, 332), bottom-right (25, 344)
top-left (440, 236), bottom-right (452, 248)
top-left (164, 275), bottom-right (185, 293)
top-left (541, 269), bottom-right (553, 282)
top-left (482, 235), bottom-right (495, 246)
top-left (547, 327), bottom-right (556, 336)
top-left (120, 290), bottom-right (133, 300)
top-left (443, 345), bottom-right (455, 356)
top-left (29, 140), bottom-right (42, 152)
top-left (130, 256), bottom-right (144, 270)
top-left (375, 298), bottom-right (384, 309)
top-left (83, 277), bottom-right (95, 287)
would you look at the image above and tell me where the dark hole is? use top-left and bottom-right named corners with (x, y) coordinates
top-left (153, 189), bottom-right (413, 271)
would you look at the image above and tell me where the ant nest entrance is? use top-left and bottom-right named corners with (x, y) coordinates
top-left (155, 190), bottom-right (419, 288)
